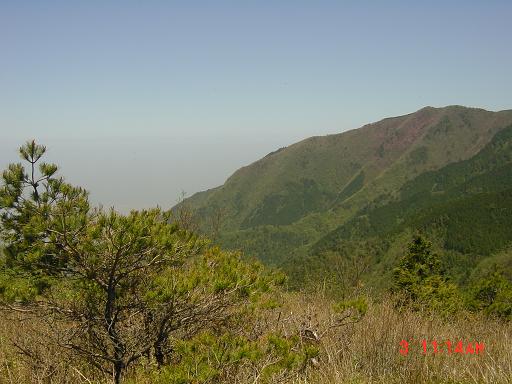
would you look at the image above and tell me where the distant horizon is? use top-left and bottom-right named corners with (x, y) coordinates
top-left (3, 103), bottom-right (510, 213)
top-left (2, 1), bottom-right (511, 212)
top-left (2, 103), bottom-right (511, 213)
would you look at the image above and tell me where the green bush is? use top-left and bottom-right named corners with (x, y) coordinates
top-left (0, 141), bottom-right (284, 383)
top-left (467, 267), bottom-right (512, 319)
top-left (392, 235), bottom-right (461, 315)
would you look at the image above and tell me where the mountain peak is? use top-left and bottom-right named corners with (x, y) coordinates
top-left (178, 106), bottom-right (512, 266)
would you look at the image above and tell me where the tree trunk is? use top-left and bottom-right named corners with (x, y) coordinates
top-left (114, 361), bottom-right (123, 384)
top-left (154, 342), bottom-right (165, 367)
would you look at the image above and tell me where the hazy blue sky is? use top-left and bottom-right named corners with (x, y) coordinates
top-left (1, 1), bottom-right (511, 211)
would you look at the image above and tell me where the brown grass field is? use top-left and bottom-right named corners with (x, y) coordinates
top-left (1, 293), bottom-right (510, 384)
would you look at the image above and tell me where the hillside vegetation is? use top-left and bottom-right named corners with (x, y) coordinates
top-left (179, 106), bottom-right (512, 291)
top-left (290, 123), bottom-right (512, 290)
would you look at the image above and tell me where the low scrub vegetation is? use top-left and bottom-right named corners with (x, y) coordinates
top-left (1, 293), bottom-right (511, 383)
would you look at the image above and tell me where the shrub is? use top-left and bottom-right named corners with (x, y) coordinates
top-left (468, 267), bottom-right (512, 319)
top-left (0, 141), bottom-right (280, 383)
top-left (392, 235), bottom-right (461, 314)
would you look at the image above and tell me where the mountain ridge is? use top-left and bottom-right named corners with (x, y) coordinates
top-left (178, 105), bottom-right (512, 279)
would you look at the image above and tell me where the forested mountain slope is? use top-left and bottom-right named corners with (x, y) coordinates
top-left (178, 106), bottom-right (512, 287)
top-left (288, 124), bottom-right (512, 288)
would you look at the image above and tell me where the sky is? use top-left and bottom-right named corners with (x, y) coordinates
top-left (1, 1), bottom-right (511, 212)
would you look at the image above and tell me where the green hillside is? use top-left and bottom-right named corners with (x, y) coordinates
top-left (178, 106), bottom-right (512, 288)
top-left (287, 123), bottom-right (512, 289)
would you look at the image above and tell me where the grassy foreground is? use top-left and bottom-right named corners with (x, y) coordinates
top-left (1, 293), bottom-right (510, 384)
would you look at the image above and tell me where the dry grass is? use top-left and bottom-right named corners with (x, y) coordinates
top-left (0, 310), bottom-right (103, 384)
top-left (1, 293), bottom-right (511, 384)
top-left (277, 293), bottom-right (512, 384)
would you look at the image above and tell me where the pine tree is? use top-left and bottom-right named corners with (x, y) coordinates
top-left (392, 235), bottom-right (460, 314)
top-left (0, 141), bottom-right (277, 383)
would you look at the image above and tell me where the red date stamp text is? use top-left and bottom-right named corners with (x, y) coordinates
top-left (399, 339), bottom-right (484, 356)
